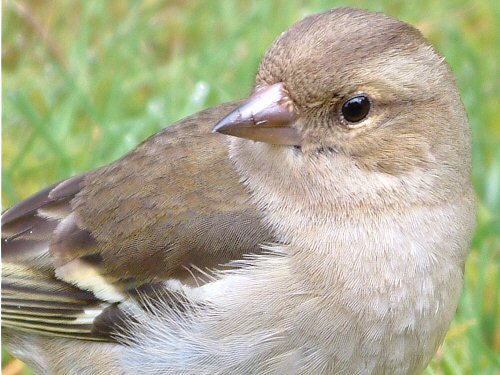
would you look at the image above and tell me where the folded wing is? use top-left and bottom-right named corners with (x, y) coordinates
top-left (2, 102), bottom-right (273, 341)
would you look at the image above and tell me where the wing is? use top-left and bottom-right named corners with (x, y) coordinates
top-left (2, 101), bottom-right (274, 340)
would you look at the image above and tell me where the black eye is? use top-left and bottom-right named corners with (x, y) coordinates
top-left (341, 95), bottom-right (371, 123)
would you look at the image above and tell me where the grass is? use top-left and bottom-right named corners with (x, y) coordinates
top-left (2, 1), bottom-right (499, 374)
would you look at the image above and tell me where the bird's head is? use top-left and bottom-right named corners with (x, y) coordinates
top-left (214, 8), bottom-right (472, 217)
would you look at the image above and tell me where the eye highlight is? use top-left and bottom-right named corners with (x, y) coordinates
top-left (341, 95), bottom-right (371, 123)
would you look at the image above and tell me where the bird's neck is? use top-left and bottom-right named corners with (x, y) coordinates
top-left (284, 203), bottom-right (463, 290)
top-left (230, 138), bottom-right (470, 290)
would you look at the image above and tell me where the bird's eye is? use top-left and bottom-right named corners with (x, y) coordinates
top-left (341, 95), bottom-right (371, 123)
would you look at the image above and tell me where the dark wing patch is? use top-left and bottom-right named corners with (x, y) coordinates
top-left (51, 213), bottom-right (99, 266)
top-left (1, 238), bottom-right (50, 262)
top-left (2, 214), bottom-right (58, 241)
top-left (91, 303), bottom-right (138, 340)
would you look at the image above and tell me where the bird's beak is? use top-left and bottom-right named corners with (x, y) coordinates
top-left (213, 82), bottom-right (301, 145)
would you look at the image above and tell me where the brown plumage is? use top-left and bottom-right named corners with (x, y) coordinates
top-left (2, 102), bottom-right (273, 340)
top-left (2, 8), bottom-right (475, 375)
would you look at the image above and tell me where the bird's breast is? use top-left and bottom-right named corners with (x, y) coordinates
top-left (278, 202), bottom-right (470, 373)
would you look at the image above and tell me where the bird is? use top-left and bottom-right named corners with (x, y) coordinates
top-left (2, 7), bottom-right (475, 375)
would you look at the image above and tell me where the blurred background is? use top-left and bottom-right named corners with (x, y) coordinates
top-left (2, 0), bottom-right (498, 374)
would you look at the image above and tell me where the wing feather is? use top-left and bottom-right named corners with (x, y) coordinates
top-left (1, 102), bottom-right (273, 341)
